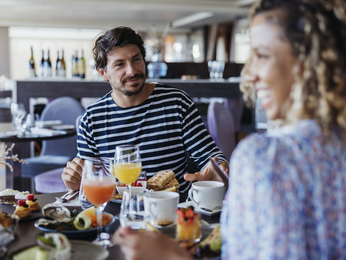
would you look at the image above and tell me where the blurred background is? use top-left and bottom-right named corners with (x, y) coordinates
top-left (0, 0), bottom-right (254, 80)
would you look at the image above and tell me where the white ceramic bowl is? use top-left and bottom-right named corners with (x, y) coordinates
top-left (116, 181), bottom-right (147, 196)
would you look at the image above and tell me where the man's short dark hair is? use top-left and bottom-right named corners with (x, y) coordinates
top-left (93, 26), bottom-right (146, 70)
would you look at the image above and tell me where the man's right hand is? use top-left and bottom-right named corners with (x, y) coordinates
top-left (62, 157), bottom-right (84, 191)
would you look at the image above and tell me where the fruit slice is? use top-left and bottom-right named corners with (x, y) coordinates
top-left (73, 215), bottom-right (92, 230)
top-left (79, 206), bottom-right (96, 216)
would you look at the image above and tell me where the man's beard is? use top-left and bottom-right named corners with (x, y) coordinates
top-left (118, 73), bottom-right (146, 96)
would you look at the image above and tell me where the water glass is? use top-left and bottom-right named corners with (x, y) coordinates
top-left (119, 191), bottom-right (151, 229)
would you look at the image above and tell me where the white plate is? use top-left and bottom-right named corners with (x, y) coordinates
top-left (52, 124), bottom-right (76, 130)
top-left (35, 120), bottom-right (62, 127)
top-left (110, 199), bottom-right (122, 204)
top-left (9, 240), bottom-right (109, 260)
top-left (178, 201), bottom-right (222, 216)
top-left (0, 131), bottom-right (19, 138)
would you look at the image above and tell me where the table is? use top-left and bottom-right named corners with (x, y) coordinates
top-left (0, 123), bottom-right (76, 190)
top-left (1, 192), bottom-right (221, 260)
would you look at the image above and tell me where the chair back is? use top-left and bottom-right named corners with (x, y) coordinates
top-left (40, 97), bottom-right (85, 157)
top-left (207, 101), bottom-right (236, 161)
top-left (223, 98), bottom-right (244, 132)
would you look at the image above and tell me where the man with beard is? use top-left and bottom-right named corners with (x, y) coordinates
top-left (62, 26), bottom-right (228, 194)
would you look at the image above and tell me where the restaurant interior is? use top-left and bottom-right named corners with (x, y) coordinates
top-left (0, 0), bottom-right (258, 259)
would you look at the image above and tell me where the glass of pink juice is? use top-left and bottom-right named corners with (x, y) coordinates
top-left (81, 159), bottom-right (116, 248)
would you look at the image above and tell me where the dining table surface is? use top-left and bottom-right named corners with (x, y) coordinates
top-left (1, 191), bottom-right (221, 260)
top-left (0, 122), bottom-right (77, 190)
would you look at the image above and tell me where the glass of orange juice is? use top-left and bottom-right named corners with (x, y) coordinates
top-left (81, 159), bottom-right (116, 248)
top-left (113, 145), bottom-right (142, 198)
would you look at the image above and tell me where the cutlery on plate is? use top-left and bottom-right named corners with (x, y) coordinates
top-left (55, 190), bottom-right (79, 203)
top-left (200, 205), bottom-right (222, 212)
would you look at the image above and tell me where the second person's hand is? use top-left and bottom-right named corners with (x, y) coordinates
top-left (184, 157), bottom-right (229, 182)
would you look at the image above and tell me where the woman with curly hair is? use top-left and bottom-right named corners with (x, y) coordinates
top-left (113, 0), bottom-right (346, 259)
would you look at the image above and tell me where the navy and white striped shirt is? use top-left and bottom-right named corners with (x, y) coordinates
top-left (77, 84), bottom-right (226, 192)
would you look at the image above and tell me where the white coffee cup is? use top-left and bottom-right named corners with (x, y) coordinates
top-left (188, 181), bottom-right (225, 210)
top-left (144, 191), bottom-right (179, 224)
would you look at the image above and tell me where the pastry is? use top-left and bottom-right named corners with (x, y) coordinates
top-left (147, 170), bottom-right (175, 190)
top-left (162, 178), bottom-right (179, 192)
top-left (0, 209), bottom-right (13, 228)
top-left (15, 191), bottom-right (30, 201)
top-left (26, 194), bottom-right (40, 211)
top-left (0, 189), bottom-right (20, 204)
top-left (14, 200), bottom-right (31, 218)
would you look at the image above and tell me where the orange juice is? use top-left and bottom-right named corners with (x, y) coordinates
top-left (83, 177), bottom-right (115, 206)
top-left (113, 163), bottom-right (141, 185)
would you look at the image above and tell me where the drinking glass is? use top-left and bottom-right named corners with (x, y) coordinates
top-left (10, 103), bottom-right (27, 131)
top-left (119, 191), bottom-right (151, 229)
top-left (82, 159), bottom-right (116, 248)
top-left (113, 145), bottom-right (142, 198)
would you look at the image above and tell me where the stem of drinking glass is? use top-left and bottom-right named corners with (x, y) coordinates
top-left (126, 184), bottom-right (132, 198)
top-left (96, 206), bottom-right (103, 241)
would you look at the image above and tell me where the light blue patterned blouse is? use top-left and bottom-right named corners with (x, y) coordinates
top-left (221, 120), bottom-right (346, 260)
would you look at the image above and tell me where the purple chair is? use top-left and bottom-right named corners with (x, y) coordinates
top-left (22, 97), bottom-right (85, 192)
top-left (223, 98), bottom-right (244, 132)
top-left (34, 114), bottom-right (83, 193)
top-left (207, 101), bottom-right (236, 161)
top-left (34, 167), bottom-right (66, 193)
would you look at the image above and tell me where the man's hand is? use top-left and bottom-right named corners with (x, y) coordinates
top-left (113, 226), bottom-right (193, 260)
top-left (184, 157), bottom-right (229, 182)
top-left (61, 157), bottom-right (84, 191)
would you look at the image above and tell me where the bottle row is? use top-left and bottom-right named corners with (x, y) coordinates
top-left (28, 47), bottom-right (86, 79)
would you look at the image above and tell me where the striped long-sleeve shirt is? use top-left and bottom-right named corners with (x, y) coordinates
top-left (77, 84), bottom-right (226, 192)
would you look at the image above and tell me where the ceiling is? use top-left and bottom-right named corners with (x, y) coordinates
top-left (0, 0), bottom-right (255, 33)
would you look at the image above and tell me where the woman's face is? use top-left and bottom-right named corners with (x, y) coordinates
top-left (245, 12), bottom-right (298, 120)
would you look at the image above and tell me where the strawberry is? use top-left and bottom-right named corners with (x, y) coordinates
top-left (26, 194), bottom-right (34, 201)
top-left (136, 182), bottom-right (143, 187)
top-left (185, 208), bottom-right (194, 218)
top-left (188, 217), bottom-right (195, 224)
top-left (18, 200), bottom-right (26, 207)
top-left (175, 209), bottom-right (184, 219)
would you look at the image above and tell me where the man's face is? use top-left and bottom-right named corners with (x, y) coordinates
top-left (99, 44), bottom-right (146, 97)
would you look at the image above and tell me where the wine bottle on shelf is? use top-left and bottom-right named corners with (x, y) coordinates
top-left (44, 49), bottom-right (52, 77)
top-left (61, 49), bottom-right (66, 77)
top-left (71, 50), bottom-right (79, 78)
top-left (56, 50), bottom-right (66, 77)
top-left (55, 50), bottom-right (60, 77)
top-left (39, 50), bottom-right (45, 78)
top-left (28, 46), bottom-right (36, 78)
top-left (74, 50), bottom-right (79, 78)
top-left (79, 49), bottom-right (86, 79)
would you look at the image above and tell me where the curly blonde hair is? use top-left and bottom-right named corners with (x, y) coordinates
top-left (241, 0), bottom-right (346, 134)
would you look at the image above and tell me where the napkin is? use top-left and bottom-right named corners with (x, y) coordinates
top-left (30, 127), bottom-right (66, 136)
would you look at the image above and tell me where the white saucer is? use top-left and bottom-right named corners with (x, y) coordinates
top-left (178, 201), bottom-right (222, 216)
